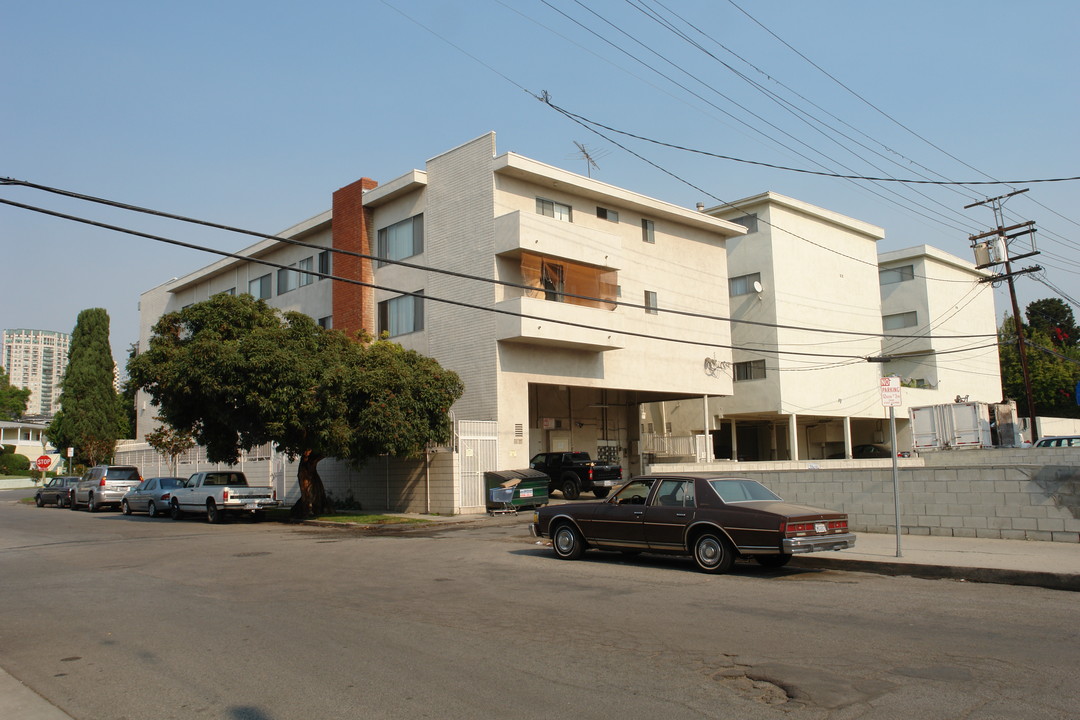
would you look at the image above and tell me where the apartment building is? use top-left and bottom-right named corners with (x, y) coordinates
top-left (134, 133), bottom-right (746, 512)
top-left (1, 328), bottom-right (70, 419)
top-left (645, 192), bottom-right (1001, 461)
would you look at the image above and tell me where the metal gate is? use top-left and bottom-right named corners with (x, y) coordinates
top-left (457, 420), bottom-right (497, 511)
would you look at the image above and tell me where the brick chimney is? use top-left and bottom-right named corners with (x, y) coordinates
top-left (331, 177), bottom-right (378, 336)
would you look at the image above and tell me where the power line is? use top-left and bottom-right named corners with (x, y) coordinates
top-left (1, 177), bottom-right (998, 339)
top-left (0, 195), bottom-right (896, 361)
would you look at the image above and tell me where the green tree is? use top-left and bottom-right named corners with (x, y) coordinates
top-left (999, 313), bottom-right (1080, 419)
top-left (0, 368), bottom-right (31, 420)
top-left (144, 417), bottom-right (196, 476)
top-left (127, 294), bottom-right (464, 516)
top-left (48, 308), bottom-right (123, 466)
top-left (1026, 298), bottom-right (1078, 349)
top-left (118, 342), bottom-right (139, 438)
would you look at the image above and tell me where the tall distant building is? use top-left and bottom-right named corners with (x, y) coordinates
top-left (1, 329), bottom-right (71, 418)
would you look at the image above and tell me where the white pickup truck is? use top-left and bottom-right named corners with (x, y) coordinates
top-left (169, 471), bottom-right (282, 523)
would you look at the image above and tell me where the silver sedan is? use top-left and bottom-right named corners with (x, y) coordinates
top-left (121, 477), bottom-right (186, 517)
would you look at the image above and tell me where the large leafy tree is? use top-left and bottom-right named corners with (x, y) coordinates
top-left (48, 308), bottom-right (123, 465)
top-left (1025, 298), bottom-right (1078, 349)
top-left (0, 368), bottom-right (31, 420)
top-left (999, 312), bottom-right (1080, 419)
top-left (127, 293), bottom-right (464, 516)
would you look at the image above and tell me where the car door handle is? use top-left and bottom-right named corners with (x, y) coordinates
top-left (633, 511), bottom-right (643, 517)
top-left (675, 513), bottom-right (687, 518)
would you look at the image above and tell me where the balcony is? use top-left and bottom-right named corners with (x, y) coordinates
top-left (494, 296), bottom-right (625, 352)
top-left (494, 211), bottom-right (622, 269)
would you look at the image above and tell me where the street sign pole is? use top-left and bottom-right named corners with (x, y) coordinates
top-left (880, 376), bottom-right (903, 558)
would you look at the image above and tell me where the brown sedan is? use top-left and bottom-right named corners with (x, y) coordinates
top-left (530, 472), bottom-right (855, 573)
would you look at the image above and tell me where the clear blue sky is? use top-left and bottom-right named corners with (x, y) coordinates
top-left (3, 0), bottom-right (1077, 366)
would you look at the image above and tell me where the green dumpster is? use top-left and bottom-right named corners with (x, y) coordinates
top-left (484, 469), bottom-right (550, 512)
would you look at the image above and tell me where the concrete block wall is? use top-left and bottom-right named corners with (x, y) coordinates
top-left (652, 459), bottom-right (1080, 543)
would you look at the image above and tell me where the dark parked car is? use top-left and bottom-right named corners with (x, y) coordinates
top-left (531, 473), bottom-right (855, 574)
top-left (121, 476), bottom-right (186, 517)
top-left (828, 444), bottom-right (907, 459)
top-left (35, 476), bottom-right (81, 508)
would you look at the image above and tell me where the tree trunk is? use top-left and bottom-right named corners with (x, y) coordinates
top-left (292, 450), bottom-right (331, 518)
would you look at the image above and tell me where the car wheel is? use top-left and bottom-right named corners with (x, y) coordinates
top-left (170, 500), bottom-right (184, 521)
top-left (552, 523), bottom-right (585, 560)
top-left (593, 487), bottom-right (610, 499)
top-left (35, 495), bottom-right (44, 507)
top-left (146, 501), bottom-right (156, 518)
top-left (122, 500), bottom-right (131, 516)
top-left (88, 494), bottom-right (98, 513)
top-left (57, 493), bottom-right (67, 509)
top-left (206, 500), bottom-right (224, 524)
top-left (692, 532), bottom-right (735, 574)
top-left (560, 474), bottom-right (581, 501)
top-left (755, 554), bottom-right (792, 568)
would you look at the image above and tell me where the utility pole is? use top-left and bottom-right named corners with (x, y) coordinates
top-left (965, 189), bottom-right (1041, 442)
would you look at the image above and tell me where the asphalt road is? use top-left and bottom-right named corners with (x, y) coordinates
top-left (1, 489), bottom-right (1077, 720)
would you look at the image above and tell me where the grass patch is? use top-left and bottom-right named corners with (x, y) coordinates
top-left (315, 514), bottom-right (431, 526)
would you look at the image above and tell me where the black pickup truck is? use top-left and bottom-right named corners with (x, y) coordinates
top-left (529, 451), bottom-right (623, 500)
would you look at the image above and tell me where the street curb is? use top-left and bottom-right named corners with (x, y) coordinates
top-left (791, 556), bottom-right (1080, 592)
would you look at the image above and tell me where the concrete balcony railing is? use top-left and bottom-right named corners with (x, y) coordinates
top-left (494, 210), bottom-right (622, 269)
top-left (494, 296), bottom-right (625, 352)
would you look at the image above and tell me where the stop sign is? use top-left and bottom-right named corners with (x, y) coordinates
top-left (35, 455), bottom-right (52, 471)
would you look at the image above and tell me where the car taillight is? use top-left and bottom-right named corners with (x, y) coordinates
top-left (223, 488), bottom-right (230, 501)
top-left (98, 477), bottom-right (106, 487)
top-left (272, 489), bottom-right (277, 501)
top-left (587, 468), bottom-right (594, 480)
top-left (784, 519), bottom-right (848, 534)
top-left (162, 493), bottom-right (170, 501)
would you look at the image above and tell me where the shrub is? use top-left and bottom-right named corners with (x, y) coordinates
top-left (0, 453), bottom-right (31, 475)
top-left (1, 444), bottom-right (15, 455)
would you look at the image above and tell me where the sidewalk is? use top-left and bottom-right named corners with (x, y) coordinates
top-left (788, 531), bottom-right (1080, 591)
top-left (0, 668), bottom-right (72, 720)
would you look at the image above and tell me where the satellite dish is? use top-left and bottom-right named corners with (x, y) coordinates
top-left (752, 280), bottom-right (763, 293)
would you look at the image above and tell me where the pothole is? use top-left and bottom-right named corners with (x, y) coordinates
top-left (712, 667), bottom-right (800, 706)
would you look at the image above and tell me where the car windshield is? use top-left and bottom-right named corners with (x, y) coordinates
top-left (107, 468), bottom-right (140, 481)
top-left (708, 479), bottom-right (782, 503)
top-left (160, 478), bottom-right (183, 488)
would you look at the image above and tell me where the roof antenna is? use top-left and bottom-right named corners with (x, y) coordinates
top-left (574, 141), bottom-right (600, 178)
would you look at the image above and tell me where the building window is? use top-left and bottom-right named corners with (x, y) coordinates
top-left (734, 360), bottom-right (766, 381)
top-left (248, 274), bottom-right (271, 300)
top-left (221, 288), bottom-right (236, 296)
top-left (277, 265), bottom-right (299, 295)
top-left (596, 207), bottom-right (619, 222)
top-left (298, 256), bottom-right (314, 287)
top-left (641, 218), bottom-right (655, 244)
top-left (879, 265), bottom-right (914, 285)
top-left (731, 213), bottom-right (759, 233)
top-left (317, 316), bottom-right (332, 329)
top-left (536, 198), bottom-right (572, 222)
top-left (883, 311), bottom-right (918, 331)
top-left (318, 250), bottom-right (331, 278)
top-left (378, 292), bottom-right (424, 337)
top-left (377, 215), bottom-right (424, 267)
top-left (644, 291), bottom-right (658, 315)
top-left (729, 272), bottom-right (762, 297)
top-left (519, 252), bottom-right (617, 310)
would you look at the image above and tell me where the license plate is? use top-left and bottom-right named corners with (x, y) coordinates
top-left (815, 522), bottom-right (827, 533)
